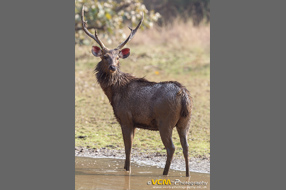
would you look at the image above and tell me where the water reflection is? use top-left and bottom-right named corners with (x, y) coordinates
top-left (75, 156), bottom-right (210, 190)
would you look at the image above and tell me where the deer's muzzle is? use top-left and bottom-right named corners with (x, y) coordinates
top-left (109, 65), bottom-right (117, 72)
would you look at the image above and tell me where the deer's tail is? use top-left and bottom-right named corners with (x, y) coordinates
top-left (180, 88), bottom-right (192, 117)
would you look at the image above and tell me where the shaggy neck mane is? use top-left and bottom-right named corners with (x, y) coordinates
top-left (94, 61), bottom-right (150, 102)
top-left (95, 63), bottom-right (136, 89)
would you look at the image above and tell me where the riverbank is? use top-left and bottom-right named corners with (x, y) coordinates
top-left (75, 146), bottom-right (210, 173)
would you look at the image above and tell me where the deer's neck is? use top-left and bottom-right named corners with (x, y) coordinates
top-left (95, 66), bottom-right (134, 103)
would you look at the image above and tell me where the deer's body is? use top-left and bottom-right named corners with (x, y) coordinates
top-left (82, 6), bottom-right (192, 176)
top-left (96, 66), bottom-right (191, 131)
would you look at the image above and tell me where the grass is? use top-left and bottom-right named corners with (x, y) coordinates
top-left (75, 20), bottom-right (210, 159)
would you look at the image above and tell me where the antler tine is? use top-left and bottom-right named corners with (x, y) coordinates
top-left (81, 5), bottom-right (106, 50)
top-left (116, 13), bottom-right (144, 50)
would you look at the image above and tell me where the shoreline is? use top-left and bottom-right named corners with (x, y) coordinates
top-left (75, 147), bottom-right (210, 174)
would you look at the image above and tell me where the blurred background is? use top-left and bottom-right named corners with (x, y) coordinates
top-left (75, 0), bottom-right (210, 44)
top-left (75, 0), bottom-right (210, 160)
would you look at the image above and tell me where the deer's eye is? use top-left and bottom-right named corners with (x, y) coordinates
top-left (103, 55), bottom-right (108, 59)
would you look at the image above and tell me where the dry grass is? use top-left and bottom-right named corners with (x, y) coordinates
top-left (75, 21), bottom-right (210, 158)
top-left (132, 19), bottom-right (209, 49)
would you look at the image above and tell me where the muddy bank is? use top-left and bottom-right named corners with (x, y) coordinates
top-left (75, 146), bottom-right (210, 173)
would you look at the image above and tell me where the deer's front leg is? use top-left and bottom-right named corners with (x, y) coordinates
top-left (121, 126), bottom-right (135, 171)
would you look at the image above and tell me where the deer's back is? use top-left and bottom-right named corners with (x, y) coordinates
top-left (112, 80), bottom-right (185, 130)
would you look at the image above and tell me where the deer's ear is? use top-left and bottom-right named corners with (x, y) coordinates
top-left (119, 48), bottom-right (130, 59)
top-left (91, 46), bottom-right (102, 57)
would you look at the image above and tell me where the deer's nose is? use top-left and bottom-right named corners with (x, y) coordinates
top-left (109, 65), bottom-right (116, 71)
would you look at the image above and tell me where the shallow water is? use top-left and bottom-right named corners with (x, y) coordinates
top-left (75, 156), bottom-right (210, 190)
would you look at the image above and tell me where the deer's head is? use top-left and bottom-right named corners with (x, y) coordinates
top-left (81, 6), bottom-right (143, 74)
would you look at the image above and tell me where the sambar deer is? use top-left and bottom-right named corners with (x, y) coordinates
top-left (81, 6), bottom-right (193, 177)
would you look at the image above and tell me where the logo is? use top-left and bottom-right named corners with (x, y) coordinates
top-left (148, 179), bottom-right (172, 185)
top-left (147, 179), bottom-right (208, 187)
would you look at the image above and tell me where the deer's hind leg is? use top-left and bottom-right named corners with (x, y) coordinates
top-left (158, 121), bottom-right (176, 176)
top-left (176, 117), bottom-right (191, 177)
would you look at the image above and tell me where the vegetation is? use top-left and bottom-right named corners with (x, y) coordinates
top-left (143, 0), bottom-right (210, 25)
top-left (75, 0), bottom-right (161, 44)
top-left (75, 0), bottom-right (210, 44)
top-left (75, 18), bottom-right (210, 159)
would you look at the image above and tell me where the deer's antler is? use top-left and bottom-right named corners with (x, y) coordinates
top-left (81, 6), bottom-right (107, 50)
top-left (116, 13), bottom-right (144, 50)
